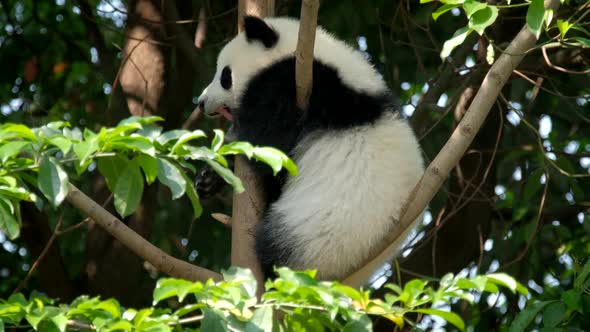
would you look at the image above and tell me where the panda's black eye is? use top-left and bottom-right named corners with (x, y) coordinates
top-left (220, 66), bottom-right (232, 90)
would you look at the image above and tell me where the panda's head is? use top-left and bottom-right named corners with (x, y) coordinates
top-left (197, 16), bottom-right (299, 121)
top-left (197, 16), bottom-right (387, 121)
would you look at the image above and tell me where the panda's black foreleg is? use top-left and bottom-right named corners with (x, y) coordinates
top-left (195, 156), bottom-right (235, 199)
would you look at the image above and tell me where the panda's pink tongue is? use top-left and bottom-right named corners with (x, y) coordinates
top-left (215, 106), bottom-right (234, 121)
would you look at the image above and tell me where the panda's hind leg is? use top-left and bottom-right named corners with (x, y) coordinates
top-left (255, 212), bottom-right (294, 279)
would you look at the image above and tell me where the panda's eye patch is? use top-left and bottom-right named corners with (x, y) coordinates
top-left (220, 66), bottom-right (232, 90)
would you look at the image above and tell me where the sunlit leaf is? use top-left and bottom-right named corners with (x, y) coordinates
top-left (412, 308), bottom-right (465, 331)
top-left (441, 26), bottom-right (473, 60)
top-left (432, 4), bottom-right (460, 21)
top-left (205, 160), bottom-right (244, 193)
top-left (0, 199), bottom-right (19, 239)
top-left (526, 0), bottom-right (546, 38)
top-left (38, 155), bottom-right (69, 208)
top-left (136, 155), bottom-right (158, 185)
top-left (157, 158), bottom-right (186, 200)
top-left (0, 141), bottom-right (31, 163)
top-left (469, 5), bottom-right (498, 35)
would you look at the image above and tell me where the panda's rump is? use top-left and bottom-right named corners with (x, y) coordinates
top-left (263, 112), bottom-right (424, 280)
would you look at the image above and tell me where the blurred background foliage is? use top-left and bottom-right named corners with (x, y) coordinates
top-left (0, 0), bottom-right (589, 330)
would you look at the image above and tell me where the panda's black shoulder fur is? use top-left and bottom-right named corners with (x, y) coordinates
top-left (234, 56), bottom-right (398, 211)
top-left (235, 56), bottom-right (398, 155)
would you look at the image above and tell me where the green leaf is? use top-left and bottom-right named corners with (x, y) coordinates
top-left (0, 199), bottom-right (19, 239)
top-left (0, 123), bottom-right (37, 141)
top-left (38, 155), bottom-right (69, 208)
top-left (412, 309), bottom-right (465, 331)
top-left (118, 115), bottom-right (164, 126)
top-left (137, 155), bottom-right (158, 185)
top-left (526, 0), bottom-right (546, 38)
top-left (96, 299), bottom-right (122, 319)
top-left (542, 302), bottom-right (566, 327)
top-left (343, 315), bottom-right (372, 332)
top-left (156, 158), bottom-right (186, 200)
top-left (170, 130), bottom-right (207, 154)
top-left (486, 273), bottom-right (527, 294)
top-left (463, 0), bottom-right (486, 17)
top-left (202, 308), bottom-right (230, 332)
top-left (179, 171), bottom-right (202, 220)
top-left (245, 306), bottom-right (273, 332)
top-left (223, 267), bottom-right (257, 298)
top-left (561, 289), bottom-right (582, 312)
top-left (73, 140), bottom-right (98, 166)
top-left (0, 186), bottom-right (33, 201)
top-left (50, 313), bottom-right (68, 332)
top-left (110, 136), bottom-right (156, 156)
top-left (253, 147), bottom-right (298, 176)
top-left (544, 9), bottom-right (553, 29)
top-left (574, 261), bottom-right (590, 289)
top-left (113, 159), bottom-right (144, 218)
top-left (205, 160), bottom-right (244, 193)
top-left (441, 26), bottom-right (473, 60)
top-left (573, 36), bottom-right (590, 47)
top-left (25, 311), bottom-right (47, 329)
top-left (170, 130), bottom-right (207, 153)
top-left (218, 141), bottom-right (255, 158)
top-left (47, 137), bottom-right (73, 155)
top-left (106, 123), bottom-right (143, 139)
top-left (97, 155), bottom-right (129, 192)
top-left (0, 141), bottom-right (31, 163)
top-left (0, 176), bottom-right (17, 188)
top-left (156, 129), bottom-right (191, 146)
top-left (469, 5), bottom-right (498, 35)
top-left (509, 300), bottom-right (554, 332)
top-left (432, 4), bottom-right (460, 21)
top-left (104, 320), bottom-right (133, 332)
top-left (212, 129), bottom-right (224, 152)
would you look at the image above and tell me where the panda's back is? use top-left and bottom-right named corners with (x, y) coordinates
top-left (258, 110), bottom-right (423, 280)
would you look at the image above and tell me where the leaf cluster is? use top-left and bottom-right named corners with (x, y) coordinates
top-left (0, 267), bottom-right (527, 331)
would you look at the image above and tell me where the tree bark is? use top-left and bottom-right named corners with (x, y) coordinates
top-left (230, 0), bottom-right (275, 297)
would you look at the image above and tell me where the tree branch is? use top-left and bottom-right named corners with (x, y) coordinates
top-left (295, 0), bottom-right (319, 110)
top-left (342, 0), bottom-right (561, 288)
top-left (231, 0), bottom-right (275, 297)
top-left (66, 184), bottom-right (222, 282)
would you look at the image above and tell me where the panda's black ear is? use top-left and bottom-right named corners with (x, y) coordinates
top-left (243, 15), bottom-right (278, 48)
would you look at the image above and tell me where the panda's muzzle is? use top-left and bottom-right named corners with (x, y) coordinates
top-left (211, 106), bottom-right (234, 121)
top-left (197, 96), bottom-right (234, 121)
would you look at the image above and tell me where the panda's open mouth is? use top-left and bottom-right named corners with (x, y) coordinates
top-left (210, 106), bottom-right (234, 121)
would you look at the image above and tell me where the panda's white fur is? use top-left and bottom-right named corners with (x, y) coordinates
top-left (198, 16), bottom-right (424, 283)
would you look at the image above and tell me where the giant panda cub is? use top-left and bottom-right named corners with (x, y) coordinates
top-left (197, 16), bottom-right (424, 283)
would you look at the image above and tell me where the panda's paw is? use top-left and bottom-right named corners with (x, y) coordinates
top-left (195, 165), bottom-right (227, 199)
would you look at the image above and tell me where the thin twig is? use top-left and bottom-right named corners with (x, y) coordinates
top-left (541, 45), bottom-right (590, 74)
top-left (13, 209), bottom-right (65, 294)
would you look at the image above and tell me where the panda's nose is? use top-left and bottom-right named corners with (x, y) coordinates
top-left (197, 96), bottom-right (206, 112)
